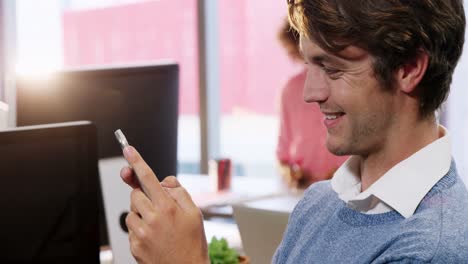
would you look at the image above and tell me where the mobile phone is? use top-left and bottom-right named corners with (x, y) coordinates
top-left (114, 129), bottom-right (149, 197)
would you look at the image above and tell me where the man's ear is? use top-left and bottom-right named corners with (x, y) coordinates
top-left (395, 50), bottom-right (429, 94)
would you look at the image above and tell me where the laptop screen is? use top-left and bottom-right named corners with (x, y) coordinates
top-left (0, 121), bottom-right (101, 263)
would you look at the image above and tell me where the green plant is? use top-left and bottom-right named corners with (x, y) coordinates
top-left (208, 237), bottom-right (239, 264)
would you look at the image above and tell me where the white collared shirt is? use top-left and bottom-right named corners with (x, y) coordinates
top-left (330, 126), bottom-right (452, 218)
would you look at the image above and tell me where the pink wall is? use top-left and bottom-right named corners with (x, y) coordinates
top-left (62, 0), bottom-right (301, 115)
top-left (63, 0), bottom-right (199, 114)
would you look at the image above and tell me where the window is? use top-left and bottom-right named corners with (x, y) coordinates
top-left (218, 0), bottom-right (302, 177)
top-left (13, 0), bottom-right (468, 183)
top-left (16, 0), bottom-right (200, 173)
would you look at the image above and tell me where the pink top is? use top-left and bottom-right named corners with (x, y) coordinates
top-left (276, 70), bottom-right (348, 182)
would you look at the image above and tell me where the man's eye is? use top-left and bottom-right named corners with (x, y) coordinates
top-left (320, 65), bottom-right (339, 75)
top-left (320, 65), bottom-right (341, 77)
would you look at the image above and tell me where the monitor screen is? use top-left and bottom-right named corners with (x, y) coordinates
top-left (0, 121), bottom-right (101, 263)
top-left (17, 63), bottom-right (179, 180)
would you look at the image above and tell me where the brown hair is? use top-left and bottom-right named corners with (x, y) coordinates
top-left (287, 0), bottom-right (465, 118)
top-left (278, 17), bottom-right (302, 61)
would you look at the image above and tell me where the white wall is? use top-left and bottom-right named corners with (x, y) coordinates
top-left (447, 0), bottom-right (468, 184)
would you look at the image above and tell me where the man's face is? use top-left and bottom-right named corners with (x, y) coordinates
top-left (300, 36), bottom-right (398, 156)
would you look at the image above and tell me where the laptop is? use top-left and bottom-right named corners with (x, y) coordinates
top-left (233, 195), bottom-right (301, 264)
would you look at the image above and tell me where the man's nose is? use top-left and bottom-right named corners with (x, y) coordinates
top-left (303, 69), bottom-right (329, 104)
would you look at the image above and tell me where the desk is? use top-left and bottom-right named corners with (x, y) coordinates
top-left (100, 194), bottom-right (303, 264)
top-left (178, 174), bottom-right (292, 218)
top-left (98, 157), bottom-right (293, 264)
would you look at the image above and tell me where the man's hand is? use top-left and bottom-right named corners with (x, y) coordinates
top-left (120, 146), bottom-right (209, 264)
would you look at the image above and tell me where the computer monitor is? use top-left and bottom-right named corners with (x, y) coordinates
top-left (16, 62), bottom-right (179, 180)
top-left (0, 121), bottom-right (101, 263)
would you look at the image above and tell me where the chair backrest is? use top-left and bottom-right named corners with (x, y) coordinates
top-left (233, 203), bottom-right (291, 264)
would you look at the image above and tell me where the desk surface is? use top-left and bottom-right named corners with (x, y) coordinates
top-left (100, 193), bottom-right (303, 264)
top-left (98, 158), bottom-right (301, 264)
top-left (178, 174), bottom-right (291, 208)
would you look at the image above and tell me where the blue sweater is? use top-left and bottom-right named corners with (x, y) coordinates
top-left (273, 161), bottom-right (468, 263)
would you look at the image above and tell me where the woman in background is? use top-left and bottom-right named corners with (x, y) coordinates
top-left (276, 18), bottom-right (347, 188)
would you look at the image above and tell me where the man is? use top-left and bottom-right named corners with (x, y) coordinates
top-left (120, 0), bottom-right (468, 263)
top-left (273, 0), bottom-right (468, 262)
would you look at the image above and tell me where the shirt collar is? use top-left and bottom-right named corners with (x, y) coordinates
top-left (331, 125), bottom-right (452, 218)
